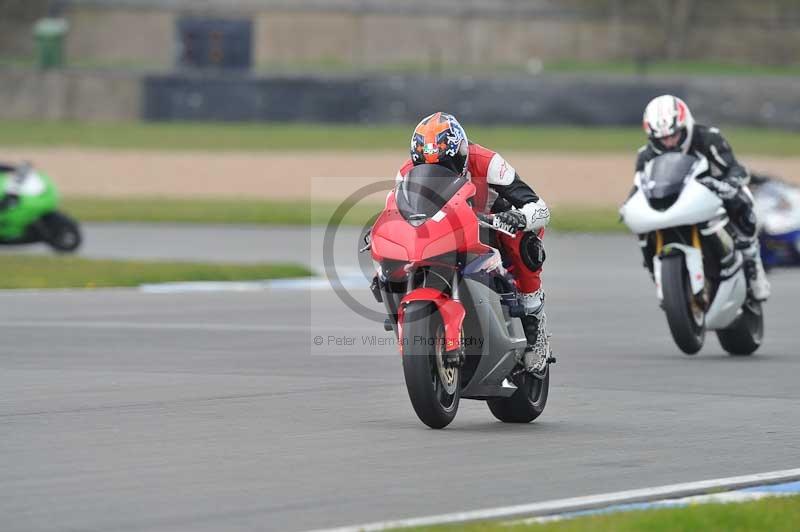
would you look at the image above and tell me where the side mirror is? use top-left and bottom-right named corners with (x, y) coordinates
top-left (359, 231), bottom-right (371, 253)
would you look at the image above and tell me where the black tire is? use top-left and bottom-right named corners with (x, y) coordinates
top-left (487, 366), bottom-right (550, 423)
top-left (717, 301), bottom-right (764, 356)
top-left (41, 212), bottom-right (82, 253)
top-left (661, 255), bottom-right (705, 355)
top-left (401, 302), bottom-right (460, 429)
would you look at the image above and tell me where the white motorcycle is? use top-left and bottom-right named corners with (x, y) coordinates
top-left (620, 152), bottom-right (763, 355)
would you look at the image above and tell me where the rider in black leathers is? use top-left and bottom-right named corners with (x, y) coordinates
top-left (0, 163), bottom-right (22, 211)
top-left (633, 95), bottom-right (770, 301)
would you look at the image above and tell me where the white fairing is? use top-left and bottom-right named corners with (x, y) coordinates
top-left (653, 246), bottom-right (746, 330)
top-left (4, 170), bottom-right (46, 197)
top-left (621, 179), bottom-right (725, 234)
top-left (705, 267), bottom-right (747, 330)
top-left (19, 172), bottom-right (47, 196)
top-left (653, 244), bottom-right (705, 298)
top-left (653, 248), bottom-right (747, 331)
top-left (623, 153), bottom-right (748, 331)
top-left (653, 255), bottom-right (663, 300)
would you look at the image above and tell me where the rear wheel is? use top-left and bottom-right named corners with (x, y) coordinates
top-left (717, 301), bottom-right (764, 356)
top-left (487, 366), bottom-right (549, 423)
top-left (40, 212), bottom-right (82, 253)
top-left (661, 255), bottom-right (705, 355)
top-left (401, 302), bottom-right (460, 429)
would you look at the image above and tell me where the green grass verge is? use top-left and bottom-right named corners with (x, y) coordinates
top-left (0, 255), bottom-right (312, 289)
top-left (1, 121), bottom-right (797, 156)
top-left (550, 206), bottom-right (623, 233)
top-left (405, 494), bottom-right (800, 532)
top-left (62, 197), bottom-right (625, 233)
top-left (544, 59), bottom-right (800, 77)
top-left (61, 197), bottom-right (383, 227)
top-left (252, 59), bottom-right (800, 78)
top-left (6, 55), bottom-right (797, 77)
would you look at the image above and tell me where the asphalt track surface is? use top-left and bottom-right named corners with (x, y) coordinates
top-left (2, 226), bottom-right (800, 532)
top-left (0, 223), bottom-right (324, 265)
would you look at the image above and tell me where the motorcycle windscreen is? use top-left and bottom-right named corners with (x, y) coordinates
top-left (643, 153), bottom-right (698, 200)
top-left (396, 164), bottom-right (468, 223)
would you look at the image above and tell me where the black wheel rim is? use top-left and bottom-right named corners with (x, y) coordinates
top-left (746, 301), bottom-right (764, 343)
top-left (527, 370), bottom-right (546, 407)
top-left (431, 325), bottom-right (458, 412)
top-left (513, 368), bottom-right (546, 408)
top-left (687, 276), bottom-right (705, 328)
top-left (58, 230), bottom-right (78, 248)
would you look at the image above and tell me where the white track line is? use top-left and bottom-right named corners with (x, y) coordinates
top-left (307, 468), bottom-right (800, 532)
top-left (140, 275), bottom-right (369, 294)
top-left (520, 488), bottom-right (798, 525)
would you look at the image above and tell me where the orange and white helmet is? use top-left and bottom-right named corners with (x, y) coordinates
top-left (642, 95), bottom-right (695, 153)
top-left (410, 112), bottom-right (469, 176)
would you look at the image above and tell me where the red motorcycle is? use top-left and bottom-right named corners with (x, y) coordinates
top-left (367, 164), bottom-right (552, 429)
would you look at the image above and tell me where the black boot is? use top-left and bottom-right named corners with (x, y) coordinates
top-left (521, 313), bottom-right (541, 346)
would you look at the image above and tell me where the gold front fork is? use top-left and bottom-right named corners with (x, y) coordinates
top-left (655, 226), bottom-right (701, 255)
top-left (691, 225), bottom-right (702, 250)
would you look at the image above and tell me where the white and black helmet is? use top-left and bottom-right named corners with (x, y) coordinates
top-left (642, 95), bottom-right (695, 153)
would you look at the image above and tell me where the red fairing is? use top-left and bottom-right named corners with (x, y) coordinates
top-left (397, 288), bottom-right (466, 354)
top-left (370, 181), bottom-right (491, 263)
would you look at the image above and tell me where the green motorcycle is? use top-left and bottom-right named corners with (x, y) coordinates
top-left (0, 163), bottom-right (82, 252)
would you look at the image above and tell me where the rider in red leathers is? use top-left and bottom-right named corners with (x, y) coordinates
top-left (396, 112), bottom-right (551, 373)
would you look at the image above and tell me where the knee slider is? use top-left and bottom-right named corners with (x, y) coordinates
top-left (520, 232), bottom-right (546, 272)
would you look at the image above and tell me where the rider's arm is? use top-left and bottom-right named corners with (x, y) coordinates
top-left (703, 127), bottom-right (750, 187)
top-left (3, 165), bottom-right (30, 198)
top-left (627, 145), bottom-right (652, 201)
top-left (395, 159), bottom-right (414, 184)
top-left (634, 145), bottom-right (652, 174)
top-left (486, 153), bottom-right (549, 231)
top-left (0, 176), bottom-right (20, 210)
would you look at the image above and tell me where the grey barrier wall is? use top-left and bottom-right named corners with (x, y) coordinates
top-left (0, 68), bottom-right (142, 121)
top-left (142, 73), bottom-right (800, 129)
top-left (1, 68), bottom-right (798, 128)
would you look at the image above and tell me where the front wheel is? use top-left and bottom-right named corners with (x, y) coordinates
top-left (40, 212), bottom-right (82, 253)
top-left (401, 302), bottom-right (460, 429)
top-left (487, 366), bottom-right (550, 423)
top-left (661, 255), bottom-right (706, 355)
top-left (717, 301), bottom-right (764, 356)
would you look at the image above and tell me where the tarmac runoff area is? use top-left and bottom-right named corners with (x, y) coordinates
top-left (0, 225), bottom-right (799, 531)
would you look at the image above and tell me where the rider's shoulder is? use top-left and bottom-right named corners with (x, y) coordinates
top-left (469, 143), bottom-right (515, 185)
top-left (397, 158), bottom-right (414, 178)
top-left (693, 124), bottom-right (724, 143)
top-left (468, 142), bottom-right (497, 162)
top-left (692, 124), bottom-right (731, 153)
top-left (693, 123), bottom-right (711, 138)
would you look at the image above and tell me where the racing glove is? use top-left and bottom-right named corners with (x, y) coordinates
top-left (493, 210), bottom-right (528, 235)
top-left (698, 176), bottom-right (738, 201)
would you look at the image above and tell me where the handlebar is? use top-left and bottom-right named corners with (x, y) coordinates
top-left (359, 231), bottom-right (371, 253)
top-left (476, 213), bottom-right (516, 237)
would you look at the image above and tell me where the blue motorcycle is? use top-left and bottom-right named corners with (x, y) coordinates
top-left (752, 175), bottom-right (800, 270)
